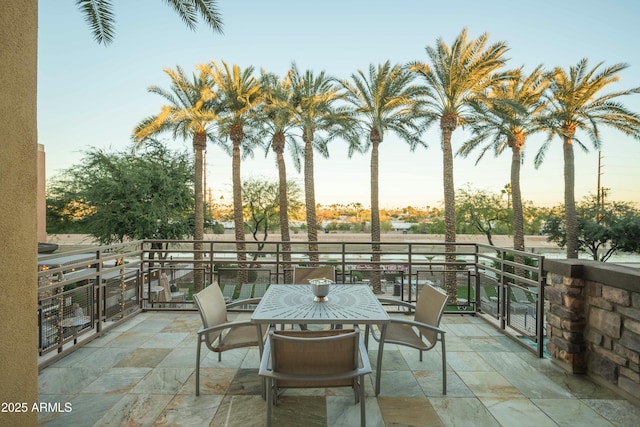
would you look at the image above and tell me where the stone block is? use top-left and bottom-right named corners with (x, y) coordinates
top-left (547, 272), bottom-right (563, 286)
top-left (566, 285), bottom-right (583, 297)
top-left (585, 329), bottom-right (603, 346)
top-left (589, 307), bottom-right (621, 338)
top-left (551, 335), bottom-right (584, 353)
top-left (619, 367), bottom-right (640, 383)
top-left (587, 295), bottom-right (613, 311)
top-left (564, 294), bottom-right (584, 311)
top-left (551, 304), bottom-right (582, 322)
top-left (602, 286), bottom-right (630, 306)
top-left (617, 305), bottom-right (640, 322)
top-left (618, 375), bottom-right (640, 399)
top-left (588, 352), bottom-right (618, 382)
top-left (562, 330), bottom-right (585, 344)
top-left (585, 281), bottom-right (601, 297)
top-left (625, 318), bottom-right (640, 336)
top-left (613, 341), bottom-right (639, 364)
top-left (546, 287), bottom-right (563, 304)
top-left (620, 330), bottom-right (640, 353)
top-left (592, 345), bottom-right (628, 366)
top-left (546, 312), bottom-right (561, 329)
top-left (632, 292), bottom-right (640, 308)
top-left (561, 319), bottom-right (585, 333)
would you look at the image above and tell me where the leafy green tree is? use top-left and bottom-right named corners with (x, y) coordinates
top-left (242, 177), bottom-right (302, 260)
top-left (460, 66), bottom-right (549, 252)
top-left (341, 61), bottom-right (427, 293)
top-left (47, 141), bottom-right (194, 245)
top-left (288, 64), bottom-right (359, 262)
top-left (410, 28), bottom-right (509, 302)
top-left (542, 193), bottom-right (640, 261)
top-left (200, 60), bottom-right (262, 269)
top-left (76, 0), bottom-right (223, 45)
top-left (133, 66), bottom-right (218, 291)
top-left (455, 185), bottom-right (510, 246)
top-left (537, 59), bottom-right (640, 258)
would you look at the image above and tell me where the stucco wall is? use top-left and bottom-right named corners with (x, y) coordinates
top-left (0, 1), bottom-right (39, 425)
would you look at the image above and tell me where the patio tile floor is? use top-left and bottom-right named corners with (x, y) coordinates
top-left (38, 311), bottom-right (640, 426)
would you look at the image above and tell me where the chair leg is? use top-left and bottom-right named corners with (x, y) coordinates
top-left (359, 375), bottom-right (366, 427)
top-left (266, 378), bottom-right (273, 427)
top-left (441, 335), bottom-right (447, 395)
top-left (195, 339), bottom-right (201, 396)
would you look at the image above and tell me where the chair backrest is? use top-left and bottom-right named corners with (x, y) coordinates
top-left (414, 284), bottom-right (448, 344)
top-left (293, 266), bottom-right (336, 284)
top-left (270, 329), bottom-right (358, 388)
top-left (193, 284), bottom-right (228, 345)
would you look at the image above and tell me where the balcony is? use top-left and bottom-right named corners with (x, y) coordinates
top-left (36, 239), bottom-right (640, 425)
top-left (38, 310), bottom-right (640, 426)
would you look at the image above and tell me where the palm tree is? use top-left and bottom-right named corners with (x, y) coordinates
top-left (341, 61), bottom-right (427, 293)
top-left (258, 71), bottom-right (302, 281)
top-left (132, 65), bottom-right (218, 292)
top-left (410, 28), bottom-right (509, 302)
top-left (76, 0), bottom-right (223, 45)
top-left (459, 66), bottom-right (549, 253)
top-left (536, 59), bottom-right (640, 258)
top-left (288, 64), bottom-right (359, 263)
top-left (200, 60), bottom-right (262, 269)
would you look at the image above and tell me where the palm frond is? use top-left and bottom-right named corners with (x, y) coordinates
top-left (76, 0), bottom-right (115, 45)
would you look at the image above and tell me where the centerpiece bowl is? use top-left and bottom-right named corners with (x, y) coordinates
top-left (309, 278), bottom-right (333, 302)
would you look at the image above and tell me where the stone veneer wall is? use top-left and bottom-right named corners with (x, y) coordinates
top-left (544, 259), bottom-right (640, 402)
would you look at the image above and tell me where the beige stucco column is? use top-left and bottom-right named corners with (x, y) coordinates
top-left (0, 1), bottom-right (39, 425)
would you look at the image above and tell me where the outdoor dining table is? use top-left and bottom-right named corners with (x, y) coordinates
top-left (250, 283), bottom-right (390, 395)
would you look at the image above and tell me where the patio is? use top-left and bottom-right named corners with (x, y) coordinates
top-left (38, 311), bottom-right (640, 426)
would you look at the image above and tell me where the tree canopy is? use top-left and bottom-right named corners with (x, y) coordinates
top-left (47, 141), bottom-right (196, 244)
top-left (542, 193), bottom-right (640, 261)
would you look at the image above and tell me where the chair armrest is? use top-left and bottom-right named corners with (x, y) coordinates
top-left (226, 297), bottom-right (262, 309)
top-left (377, 297), bottom-right (416, 310)
top-left (390, 318), bottom-right (446, 335)
top-left (258, 333), bottom-right (272, 377)
top-left (197, 319), bottom-right (257, 337)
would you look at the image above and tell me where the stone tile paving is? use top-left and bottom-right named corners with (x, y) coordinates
top-left (38, 311), bottom-right (640, 426)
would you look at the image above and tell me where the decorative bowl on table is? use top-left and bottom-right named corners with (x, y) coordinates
top-left (309, 278), bottom-right (333, 302)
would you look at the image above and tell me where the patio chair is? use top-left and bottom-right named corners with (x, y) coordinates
top-left (292, 266), bottom-right (336, 330)
top-left (193, 284), bottom-right (264, 396)
top-left (367, 283), bottom-right (448, 394)
top-left (221, 284), bottom-right (236, 302)
top-left (253, 283), bottom-right (268, 298)
top-left (258, 326), bottom-right (371, 427)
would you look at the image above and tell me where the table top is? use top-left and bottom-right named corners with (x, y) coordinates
top-left (251, 284), bottom-right (390, 325)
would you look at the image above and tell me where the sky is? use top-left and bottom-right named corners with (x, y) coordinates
top-left (38, 0), bottom-right (640, 209)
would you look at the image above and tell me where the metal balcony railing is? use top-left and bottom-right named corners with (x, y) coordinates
top-left (37, 238), bottom-right (547, 367)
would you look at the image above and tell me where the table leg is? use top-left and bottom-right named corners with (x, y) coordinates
top-left (375, 323), bottom-right (387, 396)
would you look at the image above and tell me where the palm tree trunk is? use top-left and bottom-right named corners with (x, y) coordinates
top-left (275, 136), bottom-right (292, 283)
top-left (193, 133), bottom-right (205, 292)
top-left (231, 133), bottom-right (247, 282)
top-left (370, 131), bottom-right (382, 294)
top-left (303, 129), bottom-right (319, 264)
top-left (511, 142), bottom-right (525, 252)
top-left (511, 140), bottom-right (526, 284)
top-left (563, 136), bottom-right (578, 258)
top-left (441, 115), bottom-right (457, 304)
